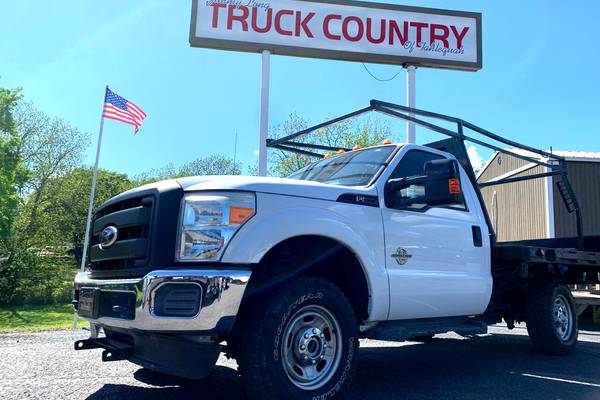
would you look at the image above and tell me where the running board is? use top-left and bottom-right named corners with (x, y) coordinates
top-left (363, 317), bottom-right (487, 342)
top-left (74, 337), bottom-right (133, 362)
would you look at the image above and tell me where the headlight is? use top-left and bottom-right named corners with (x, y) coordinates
top-left (176, 192), bottom-right (256, 262)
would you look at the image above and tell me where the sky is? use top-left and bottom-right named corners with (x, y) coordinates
top-left (1, 0), bottom-right (599, 176)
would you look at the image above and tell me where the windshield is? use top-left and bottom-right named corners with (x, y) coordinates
top-left (288, 145), bottom-right (397, 186)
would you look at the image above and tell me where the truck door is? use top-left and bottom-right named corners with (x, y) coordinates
top-left (380, 148), bottom-right (492, 320)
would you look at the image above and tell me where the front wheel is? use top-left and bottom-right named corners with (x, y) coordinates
top-left (526, 282), bottom-right (578, 355)
top-left (237, 276), bottom-right (359, 400)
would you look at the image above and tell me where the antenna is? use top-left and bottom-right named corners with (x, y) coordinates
top-left (233, 132), bottom-right (238, 164)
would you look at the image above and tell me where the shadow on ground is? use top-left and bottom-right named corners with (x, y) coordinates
top-left (580, 321), bottom-right (600, 332)
top-left (85, 332), bottom-right (600, 400)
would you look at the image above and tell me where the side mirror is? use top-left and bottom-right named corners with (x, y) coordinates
top-left (423, 159), bottom-right (462, 205)
top-left (386, 158), bottom-right (463, 207)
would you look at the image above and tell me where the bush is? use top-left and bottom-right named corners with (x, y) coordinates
top-left (0, 249), bottom-right (76, 305)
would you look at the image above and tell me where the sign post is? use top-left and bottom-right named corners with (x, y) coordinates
top-left (259, 50), bottom-right (270, 176)
top-left (406, 65), bottom-right (416, 144)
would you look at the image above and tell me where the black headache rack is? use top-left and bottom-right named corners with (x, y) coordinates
top-left (267, 100), bottom-right (600, 274)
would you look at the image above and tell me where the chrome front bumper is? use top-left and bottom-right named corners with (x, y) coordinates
top-left (74, 269), bottom-right (251, 333)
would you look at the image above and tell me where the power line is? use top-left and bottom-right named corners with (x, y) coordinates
top-left (361, 63), bottom-right (403, 82)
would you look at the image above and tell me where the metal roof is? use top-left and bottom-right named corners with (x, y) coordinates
top-left (505, 148), bottom-right (600, 162)
top-left (478, 149), bottom-right (600, 178)
top-left (549, 150), bottom-right (600, 161)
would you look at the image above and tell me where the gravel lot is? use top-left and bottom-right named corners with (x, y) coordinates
top-left (1, 324), bottom-right (599, 400)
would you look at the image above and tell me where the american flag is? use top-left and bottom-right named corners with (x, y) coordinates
top-left (102, 88), bottom-right (146, 133)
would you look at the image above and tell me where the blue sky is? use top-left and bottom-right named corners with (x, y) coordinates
top-left (1, 0), bottom-right (599, 176)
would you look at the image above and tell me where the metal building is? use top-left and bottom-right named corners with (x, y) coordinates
top-left (477, 150), bottom-right (600, 242)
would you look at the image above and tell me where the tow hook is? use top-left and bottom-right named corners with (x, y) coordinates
top-left (74, 338), bottom-right (133, 362)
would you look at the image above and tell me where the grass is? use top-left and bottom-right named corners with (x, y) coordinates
top-left (0, 303), bottom-right (87, 333)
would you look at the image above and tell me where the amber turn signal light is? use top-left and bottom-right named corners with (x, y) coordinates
top-left (229, 206), bottom-right (254, 224)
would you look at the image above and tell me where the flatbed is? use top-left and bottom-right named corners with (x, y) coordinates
top-left (494, 236), bottom-right (600, 275)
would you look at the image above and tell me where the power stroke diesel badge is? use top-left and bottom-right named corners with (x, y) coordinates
top-left (391, 248), bottom-right (412, 265)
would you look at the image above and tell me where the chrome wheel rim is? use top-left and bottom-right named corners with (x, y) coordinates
top-left (281, 305), bottom-right (342, 390)
top-left (553, 294), bottom-right (573, 341)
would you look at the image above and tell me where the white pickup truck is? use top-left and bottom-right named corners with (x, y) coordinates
top-left (74, 103), bottom-right (600, 400)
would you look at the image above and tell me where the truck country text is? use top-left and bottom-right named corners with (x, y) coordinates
top-left (207, 3), bottom-right (470, 49)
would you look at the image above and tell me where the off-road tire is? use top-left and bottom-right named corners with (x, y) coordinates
top-left (236, 276), bottom-right (359, 400)
top-left (526, 282), bottom-right (578, 355)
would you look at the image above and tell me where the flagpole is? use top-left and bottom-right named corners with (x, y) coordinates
top-left (73, 85), bottom-right (107, 329)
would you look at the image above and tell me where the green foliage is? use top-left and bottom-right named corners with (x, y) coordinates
top-left (11, 101), bottom-right (89, 245)
top-left (0, 88), bottom-right (29, 249)
top-left (179, 154), bottom-right (242, 176)
top-left (269, 113), bottom-right (393, 177)
top-left (0, 168), bottom-right (134, 305)
top-left (19, 167), bottom-right (135, 249)
top-left (0, 249), bottom-right (76, 305)
top-left (0, 94), bottom-right (97, 305)
top-left (134, 154), bottom-right (242, 184)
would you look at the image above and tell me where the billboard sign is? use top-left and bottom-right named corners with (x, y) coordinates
top-left (190, 0), bottom-right (482, 71)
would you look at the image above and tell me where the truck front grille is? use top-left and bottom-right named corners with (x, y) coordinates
top-left (88, 195), bottom-right (154, 277)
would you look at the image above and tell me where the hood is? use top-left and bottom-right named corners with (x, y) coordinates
top-left (175, 175), bottom-right (376, 201)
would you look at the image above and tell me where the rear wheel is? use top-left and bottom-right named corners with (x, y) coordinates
top-left (237, 276), bottom-right (359, 400)
top-left (526, 282), bottom-right (578, 355)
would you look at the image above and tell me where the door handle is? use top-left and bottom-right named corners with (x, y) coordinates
top-left (472, 226), bottom-right (483, 247)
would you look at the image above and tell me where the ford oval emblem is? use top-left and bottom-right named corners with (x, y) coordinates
top-left (99, 226), bottom-right (118, 250)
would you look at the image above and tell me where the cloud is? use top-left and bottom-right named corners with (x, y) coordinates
top-left (253, 149), bottom-right (260, 156)
top-left (467, 145), bottom-right (484, 172)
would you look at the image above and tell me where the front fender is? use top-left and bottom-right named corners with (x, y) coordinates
top-left (221, 192), bottom-right (389, 321)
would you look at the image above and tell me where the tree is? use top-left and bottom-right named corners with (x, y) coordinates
top-left (0, 100), bottom-right (100, 304)
top-left (11, 101), bottom-right (89, 243)
top-left (0, 167), bottom-right (134, 304)
top-left (179, 154), bottom-right (242, 176)
top-left (24, 167), bottom-right (135, 249)
top-left (134, 154), bottom-right (242, 184)
top-left (268, 113), bottom-right (395, 177)
top-left (0, 88), bottom-right (28, 250)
